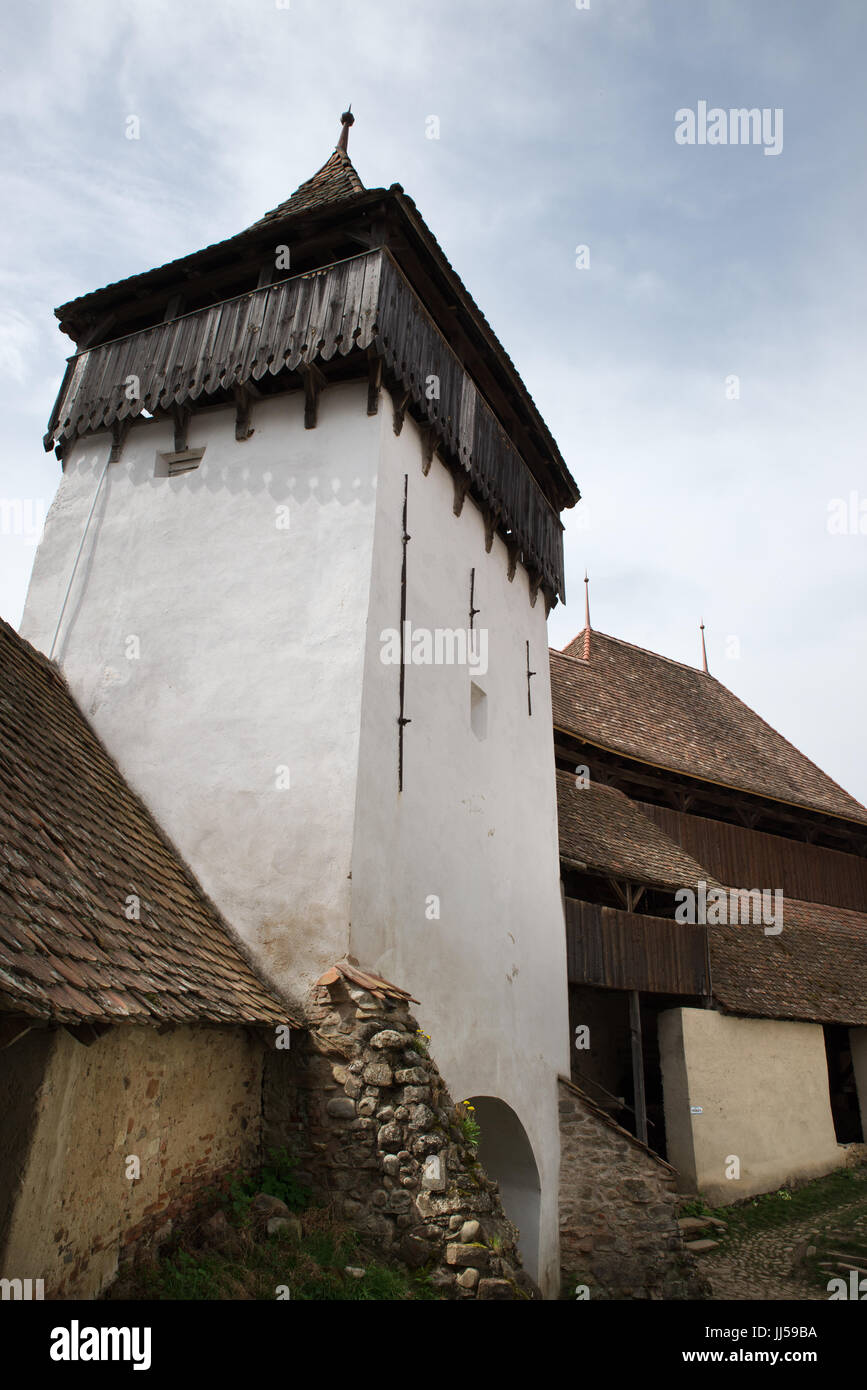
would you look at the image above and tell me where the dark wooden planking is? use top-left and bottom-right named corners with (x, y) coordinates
top-left (638, 803), bottom-right (867, 912)
top-left (45, 248), bottom-right (565, 598)
top-left (565, 897), bottom-right (708, 996)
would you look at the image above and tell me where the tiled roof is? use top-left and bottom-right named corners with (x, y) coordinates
top-left (710, 897), bottom-right (867, 1026)
top-left (51, 141), bottom-right (578, 513)
top-left (551, 634), bottom-right (867, 827)
top-left (0, 619), bottom-right (297, 1027)
top-left (249, 148), bottom-right (365, 225)
top-left (556, 772), bottom-right (715, 891)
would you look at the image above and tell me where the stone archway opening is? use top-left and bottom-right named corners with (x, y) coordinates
top-left (465, 1095), bottom-right (541, 1281)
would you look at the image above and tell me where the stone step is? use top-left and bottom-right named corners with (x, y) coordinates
top-left (684, 1238), bottom-right (721, 1254)
top-left (678, 1216), bottom-right (712, 1232)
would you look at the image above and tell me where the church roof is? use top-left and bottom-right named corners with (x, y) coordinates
top-left (556, 772), bottom-right (717, 891)
top-left (551, 634), bottom-right (867, 828)
top-left (710, 897), bottom-right (867, 1027)
top-left (0, 619), bottom-right (297, 1028)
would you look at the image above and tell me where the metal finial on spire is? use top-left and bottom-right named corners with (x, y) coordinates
top-left (337, 106), bottom-right (355, 152)
top-left (700, 620), bottom-right (709, 674)
top-left (583, 571), bottom-right (591, 661)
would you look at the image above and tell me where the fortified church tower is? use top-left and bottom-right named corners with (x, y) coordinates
top-left (21, 115), bottom-right (580, 1290)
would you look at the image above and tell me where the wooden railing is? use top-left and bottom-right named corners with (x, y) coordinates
top-left (565, 897), bottom-right (709, 996)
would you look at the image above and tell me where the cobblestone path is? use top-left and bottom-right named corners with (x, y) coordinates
top-left (702, 1191), bottom-right (867, 1300)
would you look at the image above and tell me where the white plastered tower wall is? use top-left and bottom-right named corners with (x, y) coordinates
top-left (21, 378), bottom-right (572, 1295)
top-left (350, 396), bottom-right (571, 1295)
top-left (20, 383), bottom-right (381, 997)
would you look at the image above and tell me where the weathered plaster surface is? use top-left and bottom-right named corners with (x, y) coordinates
top-left (21, 386), bottom-right (380, 1001)
top-left (21, 380), bottom-right (571, 1294)
top-left (660, 1008), bottom-right (842, 1204)
top-left (350, 400), bottom-right (570, 1295)
top-left (1, 1025), bottom-right (261, 1298)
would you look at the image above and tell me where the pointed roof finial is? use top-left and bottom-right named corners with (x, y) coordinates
top-left (583, 571), bottom-right (591, 661)
top-left (337, 106), bottom-right (355, 153)
top-left (700, 619), bottom-right (709, 674)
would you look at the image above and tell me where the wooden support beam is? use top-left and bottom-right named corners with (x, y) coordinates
top-left (452, 469), bottom-right (470, 517)
top-left (163, 294), bottom-right (185, 323)
top-left (298, 362), bottom-right (325, 429)
top-left (367, 350), bottom-right (382, 416)
top-left (0, 1018), bottom-right (33, 1050)
top-left (109, 419), bottom-right (132, 463)
top-left (172, 405), bottom-right (191, 454)
top-left (607, 878), bottom-right (629, 909)
top-left (392, 388), bottom-right (411, 436)
top-left (420, 425), bottom-right (438, 476)
top-left (505, 538), bottom-right (520, 583)
top-left (629, 990), bottom-right (648, 1145)
top-left (483, 507), bottom-right (500, 553)
top-left (233, 386), bottom-right (255, 442)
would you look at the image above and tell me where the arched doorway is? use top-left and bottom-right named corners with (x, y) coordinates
top-left (466, 1095), bottom-right (541, 1281)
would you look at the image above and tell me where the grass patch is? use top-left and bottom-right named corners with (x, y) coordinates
top-left (686, 1163), bottom-right (867, 1245)
top-left (104, 1150), bottom-right (444, 1302)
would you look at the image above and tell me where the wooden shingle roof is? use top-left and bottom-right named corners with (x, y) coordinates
top-left (556, 772), bottom-right (715, 891)
top-left (250, 148), bottom-right (365, 225)
top-left (551, 634), bottom-right (867, 827)
top-left (0, 619), bottom-right (296, 1028)
top-left (710, 898), bottom-right (867, 1027)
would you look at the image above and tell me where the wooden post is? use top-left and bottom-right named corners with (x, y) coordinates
top-left (629, 989), bottom-right (648, 1146)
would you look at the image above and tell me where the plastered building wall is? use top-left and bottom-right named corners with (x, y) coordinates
top-left (21, 385), bottom-right (381, 1002)
top-left (350, 400), bottom-right (571, 1295)
top-left (659, 1007), bottom-right (842, 1204)
top-left (21, 379), bottom-right (571, 1295)
top-left (0, 1024), bottom-right (262, 1298)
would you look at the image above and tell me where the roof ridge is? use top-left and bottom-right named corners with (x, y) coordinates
top-left (559, 629), bottom-right (718, 680)
top-left (551, 634), bottom-right (867, 826)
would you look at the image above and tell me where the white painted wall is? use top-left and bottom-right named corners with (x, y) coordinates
top-left (660, 1008), bottom-right (843, 1203)
top-left (350, 399), bottom-right (570, 1296)
top-left (21, 385), bottom-right (381, 999)
top-left (22, 378), bottom-right (571, 1295)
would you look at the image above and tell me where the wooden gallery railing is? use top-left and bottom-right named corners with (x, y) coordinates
top-left (564, 897), bottom-right (709, 998)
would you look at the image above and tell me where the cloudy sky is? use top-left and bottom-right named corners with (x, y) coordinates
top-left (1, 0), bottom-right (865, 803)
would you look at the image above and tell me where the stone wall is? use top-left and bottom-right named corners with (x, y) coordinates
top-left (0, 1022), bottom-right (263, 1298)
top-left (558, 1077), bottom-right (703, 1299)
top-left (264, 964), bottom-right (540, 1299)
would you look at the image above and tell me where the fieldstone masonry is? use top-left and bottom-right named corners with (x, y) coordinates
top-left (558, 1076), bottom-right (706, 1299)
top-left (264, 962), bottom-right (540, 1299)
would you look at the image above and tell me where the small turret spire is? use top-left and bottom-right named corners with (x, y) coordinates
top-left (337, 106), bottom-right (355, 153)
top-left (700, 620), bottom-right (709, 674)
top-left (583, 572), bottom-right (591, 661)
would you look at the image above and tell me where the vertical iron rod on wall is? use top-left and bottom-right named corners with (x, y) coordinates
top-left (526, 640), bottom-right (535, 715)
top-left (397, 475), bottom-right (411, 791)
top-left (469, 568), bottom-right (479, 631)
